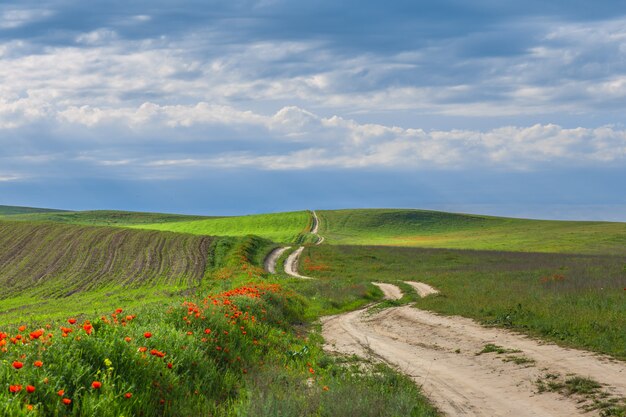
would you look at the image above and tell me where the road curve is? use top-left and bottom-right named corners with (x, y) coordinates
top-left (263, 246), bottom-right (291, 273)
top-left (372, 282), bottom-right (403, 300)
top-left (323, 305), bottom-right (626, 417)
top-left (282, 210), bottom-right (323, 279)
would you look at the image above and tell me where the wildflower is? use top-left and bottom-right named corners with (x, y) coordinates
top-left (18, 325), bottom-right (26, 332)
top-left (12, 361), bottom-right (23, 369)
top-left (138, 346), bottom-right (147, 353)
top-left (124, 392), bottom-right (132, 399)
top-left (308, 367), bottom-right (315, 374)
top-left (26, 405), bottom-right (34, 411)
top-left (91, 381), bottom-right (102, 389)
top-left (124, 337), bottom-right (131, 342)
top-left (29, 329), bottom-right (44, 340)
top-left (26, 385), bottom-right (35, 393)
top-left (323, 386), bottom-right (329, 391)
top-left (62, 398), bottom-right (71, 405)
top-left (83, 322), bottom-right (93, 335)
top-left (33, 360), bottom-right (43, 367)
top-left (9, 385), bottom-right (22, 393)
top-left (68, 318), bottom-right (77, 325)
top-left (167, 362), bottom-right (173, 369)
top-left (204, 328), bottom-right (211, 334)
top-left (57, 389), bottom-right (64, 396)
top-left (115, 308), bottom-right (123, 314)
top-left (144, 332), bottom-right (152, 338)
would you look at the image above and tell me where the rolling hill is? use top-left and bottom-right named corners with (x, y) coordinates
top-left (316, 209), bottom-right (626, 254)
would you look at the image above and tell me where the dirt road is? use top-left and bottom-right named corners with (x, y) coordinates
top-left (281, 210), bottom-right (323, 279)
top-left (323, 283), bottom-right (626, 417)
top-left (263, 246), bottom-right (291, 273)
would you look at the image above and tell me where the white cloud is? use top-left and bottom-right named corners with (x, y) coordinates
top-left (0, 8), bottom-right (52, 29)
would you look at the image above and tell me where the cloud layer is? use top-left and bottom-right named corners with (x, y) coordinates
top-left (1, 1), bottom-right (626, 216)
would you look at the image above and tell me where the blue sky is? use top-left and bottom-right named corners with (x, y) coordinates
top-left (1, 1), bottom-right (626, 219)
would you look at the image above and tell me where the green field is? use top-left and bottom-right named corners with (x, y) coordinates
top-left (317, 209), bottom-right (626, 254)
top-left (3, 204), bottom-right (626, 415)
top-left (0, 210), bottom-right (438, 416)
top-left (132, 211), bottom-right (312, 243)
top-left (299, 244), bottom-right (626, 359)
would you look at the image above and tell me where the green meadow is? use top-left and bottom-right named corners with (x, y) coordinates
top-left (0, 208), bottom-right (438, 416)
top-left (317, 209), bottom-right (626, 254)
top-left (299, 244), bottom-right (626, 359)
top-left (2, 205), bottom-right (626, 415)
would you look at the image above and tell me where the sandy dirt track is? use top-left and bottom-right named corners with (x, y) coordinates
top-left (372, 282), bottom-right (403, 300)
top-left (284, 246), bottom-right (313, 279)
top-left (405, 280), bottom-right (440, 297)
top-left (323, 301), bottom-right (626, 417)
top-left (263, 246), bottom-right (291, 273)
top-left (281, 210), bottom-right (323, 279)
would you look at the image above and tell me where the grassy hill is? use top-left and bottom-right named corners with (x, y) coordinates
top-left (317, 209), bottom-right (626, 254)
top-left (131, 211), bottom-right (312, 244)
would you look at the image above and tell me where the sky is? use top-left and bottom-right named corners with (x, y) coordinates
top-left (1, 0), bottom-right (626, 220)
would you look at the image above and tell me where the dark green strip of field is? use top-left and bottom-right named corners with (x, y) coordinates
top-left (300, 244), bottom-right (626, 360)
top-left (0, 204), bottom-right (67, 216)
top-left (0, 209), bottom-right (212, 226)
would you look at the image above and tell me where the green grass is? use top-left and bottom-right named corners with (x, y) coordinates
top-left (301, 244), bottom-right (626, 359)
top-left (0, 268), bottom-right (439, 416)
top-left (132, 211), bottom-right (312, 244)
top-left (317, 209), bottom-right (626, 254)
top-left (1, 210), bottom-right (211, 226)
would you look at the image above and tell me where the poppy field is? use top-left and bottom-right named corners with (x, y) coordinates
top-left (0, 221), bottom-right (438, 416)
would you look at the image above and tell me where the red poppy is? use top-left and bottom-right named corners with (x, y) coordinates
top-left (68, 318), bottom-right (77, 325)
top-left (9, 385), bottom-right (22, 393)
top-left (29, 329), bottom-right (44, 340)
top-left (124, 392), bottom-right (132, 399)
top-left (144, 332), bottom-right (152, 338)
top-left (18, 325), bottom-right (26, 332)
top-left (57, 389), bottom-right (64, 396)
top-left (124, 337), bottom-right (132, 343)
top-left (91, 381), bottom-right (102, 389)
top-left (62, 398), bottom-right (71, 405)
top-left (115, 308), bottom-right (123, 314)
top-left (26, 385), bottom-right (35, 393)
top-left (83, 323), bottom-right (93, 335)
top-left (12, 361), bottom-right (23, 369)
top-left (33, 360), bottom-right (43, 367)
